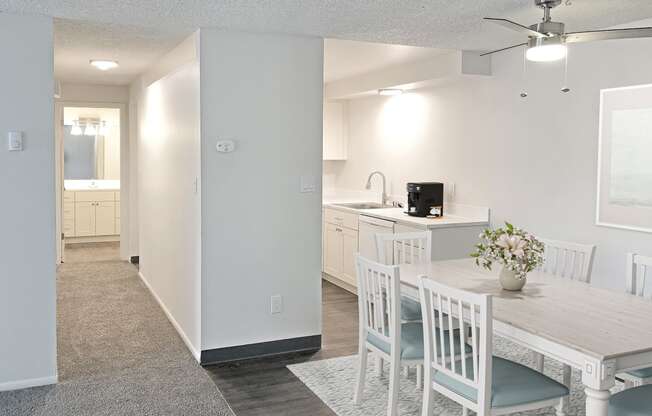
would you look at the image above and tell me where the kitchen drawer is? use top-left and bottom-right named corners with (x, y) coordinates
top-left (324, 208), bottom-right (358, 230)
top-left (75, 191), bottom-right (116, 202)
top-left (63, 191), bottom-right (75, 202)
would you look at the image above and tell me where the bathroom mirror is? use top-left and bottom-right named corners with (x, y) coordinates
top-left (63, 126), bottom-right (105, 180)
top-left (63, 107), bottom-right (120, 181)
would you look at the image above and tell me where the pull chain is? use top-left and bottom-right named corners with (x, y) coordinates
top-left (520, 48), bottom-right (528, 98)
top-left (561, 48), bottom-right (571, 93)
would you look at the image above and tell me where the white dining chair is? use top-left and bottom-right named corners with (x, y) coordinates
top-left (609, 384), bottom-right (652, 415)
top-left (618, 253), bottom-right (652, 388)
top-left (532, 237), bottom-right (596, 413)
top-left (376, 231), bottom-right (432, 323)
top-left (354, 254), bottom-right (425, 416)
top-left (418, 276), bottom-right (570, 416)
top-left (539, 238), bottom-right (596, 283)
top-left (376, 232), bottom-right (431, 385)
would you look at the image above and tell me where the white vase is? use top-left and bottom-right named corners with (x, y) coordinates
top-left (499, 267), bottom-right (526, 291)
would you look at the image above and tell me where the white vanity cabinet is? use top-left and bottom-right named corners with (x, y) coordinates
top-left (63, 190), bottom-right (120, 240)
top-left (323, 208), bottom-right (358, 287)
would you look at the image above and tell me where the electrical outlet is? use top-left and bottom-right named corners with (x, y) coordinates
top-left (271, 295), bottom-right (283, 314)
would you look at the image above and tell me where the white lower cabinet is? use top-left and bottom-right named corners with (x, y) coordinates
top-left (341, 227), bottom-right (358, 286)
top-left (65, 190), bottom-right (120, 239)
top-left (95, 202), bottom-right (117, 236)
top-left (323, 209), bottom-right (359, 287)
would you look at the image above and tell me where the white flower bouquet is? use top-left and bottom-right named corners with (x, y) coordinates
top-left (470, 222), bottom-right (545, 280)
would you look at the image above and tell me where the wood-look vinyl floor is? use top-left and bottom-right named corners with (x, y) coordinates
top-left (204, 279), bottom-right (358, 416)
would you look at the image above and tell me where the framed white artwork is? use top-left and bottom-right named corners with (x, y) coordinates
top-left (596, 84), bottom-right (652, 233)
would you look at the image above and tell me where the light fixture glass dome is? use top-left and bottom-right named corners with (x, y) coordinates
top-left (90, 60), bottom-right (119, 71)
top-left (84, 123), bottom-right (97, 136)
top-left (99, 121), bottom-right (109, 136)
top-left (526, 44), bottom-right (567, 62)
top-left (71, 121), bottom-right (82, 136)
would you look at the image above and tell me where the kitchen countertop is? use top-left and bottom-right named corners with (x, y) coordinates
top-left (323, 199), bottom-right (489, 230)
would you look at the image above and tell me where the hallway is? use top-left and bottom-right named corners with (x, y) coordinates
top-left (0, 245), bottom-right (233, 416)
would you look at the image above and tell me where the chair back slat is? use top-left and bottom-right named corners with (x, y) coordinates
top-left (419, 277), bottom-right (492, 413)
top-left (540, 238), bottom-right (595, 283)
top-left (376, 232), bottom-right (432, 266)
top-left (626, 253), bottom-right (652, 300)
top-left (355, 255), bottom-right (401, 350)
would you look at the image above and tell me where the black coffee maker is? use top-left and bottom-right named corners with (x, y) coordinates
top-left (406, 182), bottom-right (444, 217)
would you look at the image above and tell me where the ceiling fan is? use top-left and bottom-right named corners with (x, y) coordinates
top-left (482, 0), bottom-right (652, 62)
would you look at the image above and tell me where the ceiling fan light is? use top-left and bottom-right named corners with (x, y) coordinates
top-left (526, 44), bottom-right (567, 62)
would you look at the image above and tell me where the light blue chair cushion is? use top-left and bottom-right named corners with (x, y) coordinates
top-left (401, 296), bottom-right (422, 321)
top-left (400, 296), bottom-right (449, 322)
top-left (432, 356), bottom-right (569, 408)
top-left (609, 385), bottom-right (652, 416)
top-left (367, 324), bottom-right (470, 361)
top-left (626, 366), bottom-right (652, 379)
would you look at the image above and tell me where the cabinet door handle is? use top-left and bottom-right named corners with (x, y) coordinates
top-left (335, 227), bottom-right (343, 232)
top-left (334, 217), bottom-right (344, 221)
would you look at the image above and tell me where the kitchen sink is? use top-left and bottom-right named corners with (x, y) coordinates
top-left (332, 202), bottom-right (389, 210)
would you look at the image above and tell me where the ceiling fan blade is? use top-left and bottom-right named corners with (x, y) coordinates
top-left (565, 27), bottom-right (652, 43)
top-left (480, 42), bottom-right (528, 57)
top-left (484, 18), bottom-right (547, 38)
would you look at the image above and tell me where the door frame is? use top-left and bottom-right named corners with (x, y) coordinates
top-left (54, 101), bottom-right (130, 263)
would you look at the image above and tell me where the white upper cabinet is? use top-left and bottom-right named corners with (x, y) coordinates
top-left (323, 101), bottom-right (348, 160)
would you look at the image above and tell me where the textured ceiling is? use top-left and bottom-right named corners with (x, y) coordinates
top-left (54, 19), bottom-right (189, 85)
top-left (324, 39), bottom-right (450, 83)
top-left (3, 0), bottom-right (652, 85)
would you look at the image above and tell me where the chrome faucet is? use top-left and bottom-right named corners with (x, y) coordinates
top-left (365, 171), bottom-right (388, 206)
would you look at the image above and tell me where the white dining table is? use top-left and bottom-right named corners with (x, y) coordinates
top-left (398, 258), bottom-right (652, 416)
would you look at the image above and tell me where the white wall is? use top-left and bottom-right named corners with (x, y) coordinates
top-left (200, 30), bottom-right (323, 351)
top-left (0, 13), bottom-right (57, 390)
top-left (57, 83), bottom-right (129, 104)
top-left (326, 35), bottom-right (652, 290)
top-left (131, 33), bottom-right (202, 358)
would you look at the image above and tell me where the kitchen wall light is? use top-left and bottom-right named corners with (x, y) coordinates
top-left (378, 88), bottom-right (403, 96)
top-left (90, 60), bottom-right (119, 71)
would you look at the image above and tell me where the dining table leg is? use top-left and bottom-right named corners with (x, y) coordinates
top-left (585, 387), bottom-right (610, 416)
top-left (582, 359), bottom-right (615, 416)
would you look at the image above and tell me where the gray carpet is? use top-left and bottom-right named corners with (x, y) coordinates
top-left (288, 336), bottom-right (624, 416)
top-left (0, 247), bottom-right (234, 416)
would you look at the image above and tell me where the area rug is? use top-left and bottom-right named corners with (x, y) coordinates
top-left (289, 336), bottom-right (623, 416)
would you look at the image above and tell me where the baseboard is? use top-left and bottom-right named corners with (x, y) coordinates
top-left (0, 375), bottom-right (57, 392)
top-left (65, 235), bottom-right (120, 244)
top-left (322, 273), bottom-right (357, 295)
top-left (137, 271), bottom-right (201, 362)
top-left (200, 335), bottom-right (322, 366)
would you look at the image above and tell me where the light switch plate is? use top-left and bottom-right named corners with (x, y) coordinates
top-left (300, 175), bottom-right (316, 193)
top-left (8, 131), bottom-right (23, 151)
top-left (271, 295), bottom-right (283, 314)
